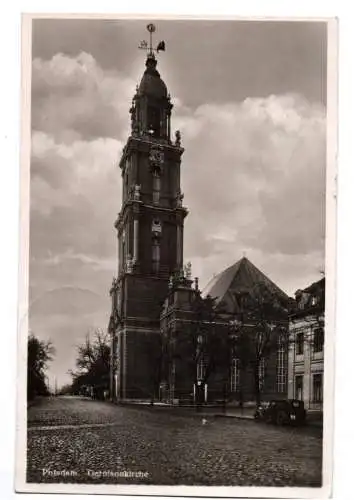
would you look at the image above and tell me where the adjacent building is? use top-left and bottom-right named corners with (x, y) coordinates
top-left (287, 278), bottom-right (325, 411)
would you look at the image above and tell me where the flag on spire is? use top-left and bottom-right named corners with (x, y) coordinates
top-left (156, 40), bottom-right (166, 52)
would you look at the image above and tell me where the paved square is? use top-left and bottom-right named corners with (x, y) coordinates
top-left (27, 397), bottom-right (322, 486)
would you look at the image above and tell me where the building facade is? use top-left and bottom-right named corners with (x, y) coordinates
top-left (287, 278), bottom-right (325, 411)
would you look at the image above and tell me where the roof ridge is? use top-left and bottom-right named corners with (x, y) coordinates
top-left (202, 257), bottom-right (246, 302)
top-left (240, 258), bottom-right (289, 299)
top-left (203, 256), bottom-right (289, 304)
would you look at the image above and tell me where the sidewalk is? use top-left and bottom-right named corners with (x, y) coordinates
top-left (119, 401), bottom-right (322, 427)
top-left (119, 401), bottom-right (256, 420)
top-left (210, 408), bottom-right (255, 419)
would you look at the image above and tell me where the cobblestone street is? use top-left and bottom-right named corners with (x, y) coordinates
top-left (27, 396), bottom-right (322, 486)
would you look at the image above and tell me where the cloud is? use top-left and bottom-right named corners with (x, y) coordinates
top-left (173, 93), bottom-right (326, 290)
top-left (32, 52), bottom-right (135, 141)
top-left (42, 249), bottom-right (116, 272)
top-left (30, 131), bottom-right (122, 260)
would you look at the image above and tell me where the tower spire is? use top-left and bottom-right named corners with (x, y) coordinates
top-left (147, 23), bottom-right (154, 56)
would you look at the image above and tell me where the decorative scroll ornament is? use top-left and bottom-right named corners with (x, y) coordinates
top-left (152, 219), bottom-right (162, 235)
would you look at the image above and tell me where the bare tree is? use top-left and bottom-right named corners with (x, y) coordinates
top-left (69, 329), bottom-right (110, 399)
top-left (27, 333), bottom-right (55, 400)
top-left (169, 293), bottom-right (230, 408)
top-left (230, 284), bottom-right (289, 406)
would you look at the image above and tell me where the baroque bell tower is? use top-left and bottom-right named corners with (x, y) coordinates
top-left (109, 24), bottom-right (188, 401)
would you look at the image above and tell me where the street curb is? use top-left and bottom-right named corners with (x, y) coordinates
top-left (212, 414), bottom-right (255, 420)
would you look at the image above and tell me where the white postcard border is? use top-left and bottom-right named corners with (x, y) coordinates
top-left (15, 13), bottom-right (337, 499)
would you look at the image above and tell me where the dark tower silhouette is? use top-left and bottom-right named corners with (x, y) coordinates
top-left (109, 33), bottom-right (187, 401)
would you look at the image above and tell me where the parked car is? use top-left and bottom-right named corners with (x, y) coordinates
top-left (254, 399), bottom-right (307, 426)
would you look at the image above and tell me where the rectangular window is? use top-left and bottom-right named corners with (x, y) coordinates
top-left (230, 358), bottom-right (240, 392)
top-left (313, 373), bottom-right (323, 403)
top-left (296, 332), bottom-right (304, 355)
top-left (313, 327), bottom-right (324, 353)
top-left (295, 375), bottom-right (303, 400)
top-left (276, 341), bottom-right (286, 393)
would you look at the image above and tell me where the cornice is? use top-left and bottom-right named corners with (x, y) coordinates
top-left (119, 135), bottom-right (184, 172)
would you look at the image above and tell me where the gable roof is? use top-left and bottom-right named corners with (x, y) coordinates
top-left (303, 277), bottom-right (325, 294)
top-left (202, 257), bottom-right (289, 313)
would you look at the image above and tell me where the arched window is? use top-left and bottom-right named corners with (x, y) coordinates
top-left (152, 171), bottom-right (161, 205)
top-left (152, 237), bottom-right (160, 273)
top-left (276, 340), bottom-right (286, 393)
top-left (197, 357), bottom-right (206, 381)
top-left (121, 230), bottom-right (126, 270)
top-left (258, 357), bottom-right (265, 390)
top-left (147, 106), bottom-right (161, 137)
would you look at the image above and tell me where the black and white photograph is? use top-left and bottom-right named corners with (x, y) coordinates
top-left (16, 14), bottom-right (336, 497)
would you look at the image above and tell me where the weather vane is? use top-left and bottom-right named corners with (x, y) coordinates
top-left (138, 23), bottom-right (165, 57)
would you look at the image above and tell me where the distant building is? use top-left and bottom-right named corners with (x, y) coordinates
top-left (288, 278), bottom-right (325, 411)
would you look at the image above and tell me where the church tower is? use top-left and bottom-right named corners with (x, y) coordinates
top-left (109, 25), bottom-right (188, 400)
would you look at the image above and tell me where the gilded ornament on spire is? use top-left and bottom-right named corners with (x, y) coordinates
top-left (138, 23), bottom-right (166, 59)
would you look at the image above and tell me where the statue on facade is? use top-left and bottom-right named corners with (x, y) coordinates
top-left (175, 130), bottom-right (181, 147)
top-left (184, 262), bottom-right (192, 280)
top-left (130, 101), bottom-right (140, 136)
top-left (133, 184), bottom-right (141, 201)
top-left (126, 255), bottom-right (133, 274)
top-left (177, 267), bottom-right (185, 281)
top-left (176, 189), bottom-right (184, 208)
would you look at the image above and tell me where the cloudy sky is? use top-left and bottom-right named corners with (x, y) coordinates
top-left (29, 18), bottom-right (327, 388)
